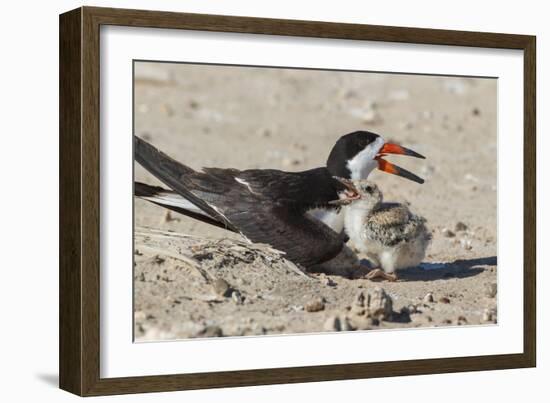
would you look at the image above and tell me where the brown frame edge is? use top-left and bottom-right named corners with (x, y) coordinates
top-left (59, 6), bottom-right (536, 396)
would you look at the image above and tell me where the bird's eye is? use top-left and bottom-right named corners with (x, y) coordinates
top-left (363, 185), bottom-right (373, 193)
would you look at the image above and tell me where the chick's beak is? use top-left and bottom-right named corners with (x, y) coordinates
top-left (329, 177), bottom-right (361, 206)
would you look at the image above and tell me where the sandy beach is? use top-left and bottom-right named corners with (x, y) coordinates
top-left (133, 62), bottom-right (497, 341)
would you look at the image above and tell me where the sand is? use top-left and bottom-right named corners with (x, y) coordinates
top-left (133, 62), bottom-right (497, 341)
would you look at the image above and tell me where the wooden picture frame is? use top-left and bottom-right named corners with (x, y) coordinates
top-left (59, 6), bottom-right (536, 396)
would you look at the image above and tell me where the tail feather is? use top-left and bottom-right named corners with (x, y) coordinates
top-left (134, 182), bottom-right (234, 231)
top-left (134, 135), bottom-right (238, 231)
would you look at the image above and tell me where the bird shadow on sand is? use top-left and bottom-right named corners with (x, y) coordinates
top-left (396, 256), bottom-right (497, 282)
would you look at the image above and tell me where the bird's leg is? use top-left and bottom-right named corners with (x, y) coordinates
top-left (366, 268), bottom-right (398, 282)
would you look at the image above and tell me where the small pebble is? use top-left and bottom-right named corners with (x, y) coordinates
top-left (353, 316), bottom-right (376, 330)
top-left (232, 290), bottom-right (244, 305)
top-left (305, 298), bottom-right (325, 312)
top-left (197, 325), bottom-right (223, 337)
top-left (212, 278), bottom-right (232, 297)
top-left (482, 308), bottom-right (497, 323)
top-left (364, 100), bottom-right (378, 110)
top-left (423, 292), bottom-right (434, 303)
top-left (455, 222), bottom-right (468, 231)
top-left (460, 239), bottom-right (473, 250)
top-left (354, 291), bottom-right (366, 307)
top-left (162, 210), bottom-right (179, 223)
top-left (340, 316), bottom-right (354, 331)
top-left (323, 277), bottom-right (337, 287)
top-left (258, 128), bottom-right (272, 137)
top-left (484, 283), bottom-right (497, 298)
top-left (442, 228), bottom-right (455, 238)
top-left (366, 287), bottom-right (393, 320)
top-left (439, 297), bottom-right (451, 304)
top-left (351, 305), bottom-right (366, 316)
top-left (456, 316), bottom-right (468, 325)
top-left (324, 316), bottom-right (342, 331)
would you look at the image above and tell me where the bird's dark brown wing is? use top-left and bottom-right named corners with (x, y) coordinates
top-left (223, 203), bottom-right (346, 267)
top-left (134, 135), bottom-right (346, 266)
top-left (183, 169), bottom-right (347, 266)
top-left (238, 167), bottom-right (345, 209)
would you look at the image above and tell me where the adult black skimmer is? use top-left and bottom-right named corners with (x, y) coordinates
top-left (333, 179), bottom-right (432, 281)
top-left (134, 131), bottom-right (424, 267)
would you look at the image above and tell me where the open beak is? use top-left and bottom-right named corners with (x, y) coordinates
top-left (379, 143), bottom-right (425, 159)
top-left (376, 142), bottom-right (425, 184)
top-left (330, 177), bottom-right (360, 206)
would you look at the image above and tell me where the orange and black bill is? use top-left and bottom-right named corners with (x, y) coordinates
top-left (377, 157), bottom-right (424, 184)
top-left (376, 142), bottom-right (425, 184)
top-left (379, 142), bottom-right (426, 159)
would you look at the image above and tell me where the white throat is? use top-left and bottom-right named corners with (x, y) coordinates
top-left (343, 205), bottom-right (369, 245)
top-left (346, 136), bottom-right (385, 180)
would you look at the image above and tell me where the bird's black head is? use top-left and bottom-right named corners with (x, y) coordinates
top-left (326, 131), bottom-right (384, 179)
top-left (326, 130), bottom-right (426, 184)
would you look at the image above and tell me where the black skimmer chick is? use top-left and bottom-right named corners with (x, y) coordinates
top-left (333, 179), bottom-right (431, 281)
top-left (135, 135), bottom-right (360, 267)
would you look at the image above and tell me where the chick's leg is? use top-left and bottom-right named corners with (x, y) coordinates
top-left (366, 268), bottom-right (398, 282)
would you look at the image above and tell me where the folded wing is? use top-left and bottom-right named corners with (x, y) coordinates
top-left (134, 136), bottom-right (346, 266)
